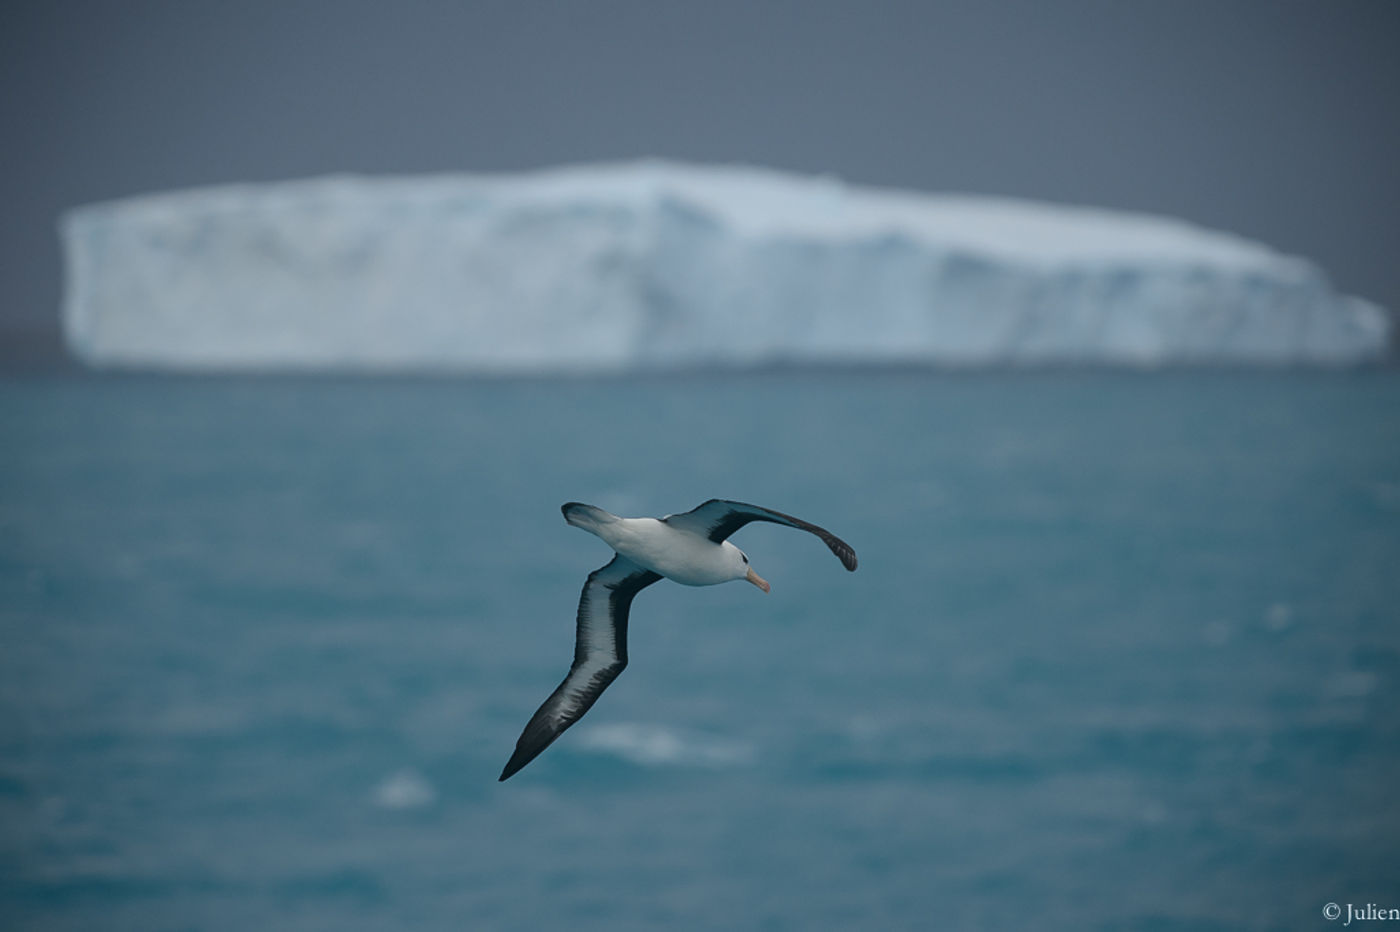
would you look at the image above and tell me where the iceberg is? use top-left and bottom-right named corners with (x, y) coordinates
top-left (61, 161), bottom-right (1391, 371)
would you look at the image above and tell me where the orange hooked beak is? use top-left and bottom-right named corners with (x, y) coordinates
top-left (745, 566), bottom-right (771, 593)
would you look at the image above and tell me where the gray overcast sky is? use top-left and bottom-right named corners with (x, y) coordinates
top-left (3, 0), bottom-right (1398, 339)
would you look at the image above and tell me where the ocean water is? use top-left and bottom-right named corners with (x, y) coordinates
top-left (1, 369), bottom-right (1397, 931)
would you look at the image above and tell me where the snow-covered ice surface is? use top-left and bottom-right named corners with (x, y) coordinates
top-left (61, 161), bottom-right (1391, 371)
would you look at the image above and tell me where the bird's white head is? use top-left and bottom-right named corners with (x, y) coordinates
top-left (725, 542), bottom-right (770, 593)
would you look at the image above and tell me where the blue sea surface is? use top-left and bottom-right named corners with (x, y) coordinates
top-left (1, 370), bottom-right (1397, 930)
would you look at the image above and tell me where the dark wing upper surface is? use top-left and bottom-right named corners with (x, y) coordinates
top-left (498, 555), bottom-right (662, 781)
top-left (662, 499), bottom-right (858, 571)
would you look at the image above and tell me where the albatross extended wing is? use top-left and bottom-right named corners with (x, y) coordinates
top-left (663, 499), bottom-right (858, 571)
top-left (499, 555), bottom-right (661, 781)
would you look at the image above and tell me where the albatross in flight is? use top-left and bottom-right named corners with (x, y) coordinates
top-left (499, 499), bottom-right (858, 781)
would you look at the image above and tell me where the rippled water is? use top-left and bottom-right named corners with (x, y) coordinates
top-left (2, 370), bottom-right (1398, 930)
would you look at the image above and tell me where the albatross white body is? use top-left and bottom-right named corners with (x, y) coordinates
top-left (498, 499), bottom-right (858, 781)
top-left (564, 505), bottom-right (756, 587)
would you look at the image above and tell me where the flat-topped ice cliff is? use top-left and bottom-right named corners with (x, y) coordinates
top-left (61, 162), bottom-right (1391, 371)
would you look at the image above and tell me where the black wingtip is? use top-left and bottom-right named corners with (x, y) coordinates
top-left (499, 723), bottom-right (560, 782)
top-left (823, 536), bottom-right (858, 571)
top-left (499, 757), bottom-right (524, 782)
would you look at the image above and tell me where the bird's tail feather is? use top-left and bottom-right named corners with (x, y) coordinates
top-left (561, 502), bottom-right (617, 534)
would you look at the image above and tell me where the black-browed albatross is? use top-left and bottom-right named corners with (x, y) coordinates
top-left (499, 499), bottom-right (858, 781)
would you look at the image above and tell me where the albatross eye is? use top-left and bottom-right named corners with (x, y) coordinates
top-left (741, 554), bottom-right (748, 564)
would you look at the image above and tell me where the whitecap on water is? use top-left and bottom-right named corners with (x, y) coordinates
top-left (1263, 602), bottom-right (1295, 632)
top-left (372, 768), bottom-right (437, 809)
top-left (1326, 670), bottom-right (1378, 699)
top-left (575, 723), bottom-right (752, 768)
